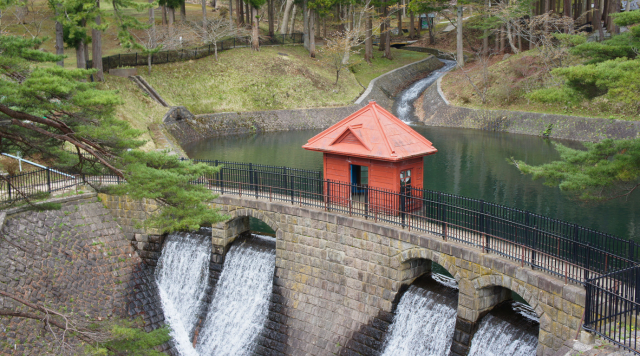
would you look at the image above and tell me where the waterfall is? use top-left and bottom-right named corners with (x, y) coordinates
top-left (468, 314), bottom-right (538, 356)
top-left (381, 285), bottom-right (458, 356)
top-left (156, 232), bottom-right (211, 356)
top-left (394, 59), bottom-right (457, 123)
top-left (196, 236), bottom-right (275, 356)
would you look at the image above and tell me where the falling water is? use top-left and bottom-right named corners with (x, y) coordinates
top-left (381, 284), bottom-right (458, 356)
top-left (393, 59), bottom-right (457, 123)
top-left (196, 235), bottom-right (276, 356)
top-left (468, 309), bottom-right (539, 356)
top-left (156, 232), bottom-right (211, 356)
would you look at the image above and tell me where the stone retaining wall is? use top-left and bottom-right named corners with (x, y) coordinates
top-left (417, 79), bottom-right (640, 142)
top-left (163, 56), bottom-right (444, 146)
top-left (0, 195), bottom-right (173, 354)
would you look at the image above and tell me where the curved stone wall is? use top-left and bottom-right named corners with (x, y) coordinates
top-left (416, 78), bottom-right (640, 142)
top-left (162, 56), bottom-right (444, 146)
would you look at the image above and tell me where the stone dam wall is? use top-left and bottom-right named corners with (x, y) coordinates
top-left (416, 79), bottom-right (640, 142)
top-left (96, 193), bottom-right (588, 356)
top-left (162, 55), bottom-right (444, 145)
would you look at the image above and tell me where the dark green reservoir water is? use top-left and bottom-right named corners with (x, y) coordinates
top-left (184, 126), bottom-right (640, 242)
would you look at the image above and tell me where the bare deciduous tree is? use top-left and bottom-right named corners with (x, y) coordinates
top-left (190, 15), bottom-right (246, 60)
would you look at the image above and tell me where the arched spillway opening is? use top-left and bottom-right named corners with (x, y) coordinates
top-left (468, 289), bottom-right (540, 356)
top-left (381, 261), bottom-right (459, 356)
top-left (154, 223), bottom-right (276, 356)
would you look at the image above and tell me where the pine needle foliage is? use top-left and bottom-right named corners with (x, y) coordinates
top-left (109, 151), bottom-right (227, 233)
top-left (512, 138), bottom-right (640, 201)
top-left (1, 35), bottom-right (226, 232)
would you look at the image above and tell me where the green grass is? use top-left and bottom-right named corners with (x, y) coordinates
top-left (350, 47), bottom-right (432, 87)
top-left (139, 45), bottom-right (430, 115)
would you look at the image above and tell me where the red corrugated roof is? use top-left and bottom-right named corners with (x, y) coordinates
top-left (302, 101), bottom-right (438, 161)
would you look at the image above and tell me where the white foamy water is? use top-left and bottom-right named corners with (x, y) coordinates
top-left (468, 314), bottom-right (538, 356)
top-left (394, 59), bottom-right (457, 123)
top-left (156, 233), bottom-right (211, 356)
top-left (196, 240), bottom-right (275, 356)
top-left (381, 285), bottom-right (457, 356)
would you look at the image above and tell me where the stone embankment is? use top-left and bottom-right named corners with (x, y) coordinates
top-left (0, 194), bottom-right (171, 354)
top-left (163, 56), bottom-right (444, 145)
top-left (415, 78), bottom-right (640, 142)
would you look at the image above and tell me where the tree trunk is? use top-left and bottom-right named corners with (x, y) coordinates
top-left (483, 29), bottom-right (488, 56)
top-left (626, 0), bottom-right (631, 11)
top-left (246, 1), bottom-right (250, 24)
top-left (379, 1), bottom-right (387, 51)
top-left (162, 5), bottom-right (167, 25)
top-left (92, 0), bottom-right (103, 81)
top-left (323, 16), bottom-right (326, 37)
top-left (494, 29), bottom-right (499, 52)
top-left (608, 0), bottom-right (619, 34)
top-left (409, 12), bottom-right (414, 39)
top-left (365, 13), bottom-right (373, 63)
top-left (417, 14), bottom-right (421, 37)
top-left (289, 5), bottom-right (297, 33)
top-left (315, 11), bottom-right (320, 37)
top-left (214, 42), bottom-right (218, 60)
top-left (564, 0), bottom-right (571, 17)
top-left (280, 0), bottom-right (294, 34)
top-left (397, 8), bottom-right (402, 36)
top-left (150, 0), bottom-right (156, 25)
top-left (309, 9), bottom-right (315, 57)
top-left (55, 7), bottom-right (64, 67)
top-left (506, 21), bottom-right (518, 54)
top-left (428, 17), bottom-right (434, 44)
top-left (202, 0), bottom-right (207, 26)
top-left (267, 0), bottom-right (276, 37)
top-left (384, 15), bottom-right (391, 59)
top-left (456, 5), bottom-right (464, 66)
top-left (229, 0), bottom-right (233, 23)
top-left (594, 0), bottom-right (604, 41)
top-left (180, 1), bottom-right (186, 22)
top-left (251, 6), bottom-right (260, 50)
top-left (148, 53), bottom-right (152, 74)
top-left (268, 0), bottom-right (274, 36)
top-left (76, 41), bottom-right (86, 69)
top-left (238, 0), bottom-right (243, 24)
top-left (303, 0), bottom-right (309, 50)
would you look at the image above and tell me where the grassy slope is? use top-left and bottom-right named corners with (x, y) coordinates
top-left (440, 49), bottom-right (637, 121)
top-left (140, 46), bottom-right (430, 115)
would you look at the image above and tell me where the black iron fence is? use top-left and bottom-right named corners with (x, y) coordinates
top-left (2, 159), bottom-right (639, 284)
top-left (87, 33), bottom-right (304, 73)
top-left (1, 168), bottom-right (78, 205)
top-left (189, 159), bottom-right (640, 281)
top-left (585, 266), bottom-right (640, 354)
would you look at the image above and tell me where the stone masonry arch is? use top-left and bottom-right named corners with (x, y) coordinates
top-left (211, 206), bottom-right (280, 256)
top-left (101, 194), bottom-right (587, 356)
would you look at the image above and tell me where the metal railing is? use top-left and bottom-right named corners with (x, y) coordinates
top-left (87, 33), bottom-right (304, 73)
top-left (190, 160), bottom-right (640, 278)
top-left (585, 266), bottom-right (640, 354)
top-left (2, 159), bottom-right (638, 284)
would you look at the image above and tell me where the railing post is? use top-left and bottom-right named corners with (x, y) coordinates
top-left (526, 212), bottom-right (535, 269)
top-left (7, 177), bottom-right (11, 201)
top-left (46, 167), bottom-right (51, 193)
top-left (481, 200), bottom-right (489, 252)
top-left (400, 192), bottom-right (406, 229)
top-left (290, 176), bottom-right (294, 204)
top-left (327, 180), bottom-right (331, 212)
top-left (584, 243), bottom-right (591, 282)
top-left (249, 163), bottom-right (255, 195)
top-left (364, 187), bottom-right (369, 219)
top-left (220, 168), bottom-right (224, 194)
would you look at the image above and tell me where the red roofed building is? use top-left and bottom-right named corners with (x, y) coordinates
top-left (303, 101), bottom-right (437, 211)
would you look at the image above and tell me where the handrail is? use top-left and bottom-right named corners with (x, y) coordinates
top-left (1, 153), bottom-right (76, 178)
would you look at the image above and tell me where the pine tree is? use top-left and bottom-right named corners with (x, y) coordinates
top-left (0, 35), bottom-right (226, 231)
top-left (512, 138), bottom-right (640, 201)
